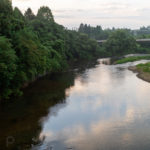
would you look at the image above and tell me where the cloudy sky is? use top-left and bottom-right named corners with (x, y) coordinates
top-left (12, 0), bottom-right (150, 29)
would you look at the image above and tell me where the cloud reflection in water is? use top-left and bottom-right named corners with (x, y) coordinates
top-left (34, 59), bottom-right (150, 150)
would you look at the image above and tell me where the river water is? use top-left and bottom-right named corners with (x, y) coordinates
top-left (1, 58), bottom-right (150, 150)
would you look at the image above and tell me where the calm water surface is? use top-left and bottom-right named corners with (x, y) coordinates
top-left (1, 58), bottom-right (150, 150)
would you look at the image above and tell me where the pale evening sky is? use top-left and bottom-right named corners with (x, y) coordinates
top-left (12, 0), bottom-right (150, 29)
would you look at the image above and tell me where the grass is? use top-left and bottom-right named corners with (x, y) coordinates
top-left (115, 55), bottom-right (150, 64)
top-left (128, 62), bottom-right (150, 83)
top-left (137, 62), bottom-right (150, 73)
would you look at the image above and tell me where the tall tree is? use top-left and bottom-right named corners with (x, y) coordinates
top-left (12, 7), bottom-right (25, 32)
top-left (13, 7), bottom-right (24, 20)
top-left (24, 8), bottom-right (35, 21)
top-left (0, 0), bottom-right (13, 37)
top-left (37, 6), bottom-right (54, 22)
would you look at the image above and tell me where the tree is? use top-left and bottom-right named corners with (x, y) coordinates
top-left (14, 29), bottom-right (48, 82)
top-left (0, 36), bottom-right (17, 99)
top-left (0, 3), bottom-right (103, 100)
top-left (13, 7), bottom-right (24, 20)
top-left (78, 24), bottom-right (110, 40)
top-left (79, 23), bottom-right (84, 33)
top-left (24, 8), bottom-right (35, 21)
top-left (12, 7), bottom-right (25, 32)
top-left (37, 6), bottom-right (54, 22)
top-left (104, 30), bottom-right (137, 56)
top-left (0, 0), bottom-right (13, 37)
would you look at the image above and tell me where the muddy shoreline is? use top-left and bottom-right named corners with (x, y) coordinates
top-left (129, 66), bottom-right (150, 83)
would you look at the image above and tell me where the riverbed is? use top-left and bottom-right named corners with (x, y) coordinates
top-left (1, 58), bottom-right (150, 150)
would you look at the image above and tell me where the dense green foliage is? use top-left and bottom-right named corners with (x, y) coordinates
top-left (0, 0), bottom-right (103, 100)
top-left (115, 55), bottom-right (150, 64)
top-left (78, 24), bottom-right (150, 56)
top-left (78, 23), bottom-right (114, 40)
top-left (79, 24), bottom-right (150, 40)
top-left (0, 36), bottom-right (18, 99)
top-left (103, 29), bottom-right (150, 56)
top-left (104, 30), bottom-right (138, 56)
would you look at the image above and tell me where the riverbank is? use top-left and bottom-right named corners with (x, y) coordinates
top-left (114, 55), bottom-right (150, 64)
top-left (129, 63), bottom-right (150, 83)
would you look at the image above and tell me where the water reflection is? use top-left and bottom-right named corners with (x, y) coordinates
top-left (1, 59), bottom-right (150, 150)
top-left (0, 71), bottom-right (76, 150)
top-left (32, 59), bottom-right (150, 150)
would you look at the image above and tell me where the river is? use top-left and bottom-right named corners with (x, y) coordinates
top-left (1, 58), bottom-right (150, 150)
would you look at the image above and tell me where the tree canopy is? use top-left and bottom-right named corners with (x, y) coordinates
top-left (0, 1), bottom-right (103, 100)
top-left (0, 36), bottom-right (17, 99)
top-left (78, 23), bottom-right (113, 40)
top-left (104, 30), bottom-right (138, 56)
top-left (0, 0), bottom-right (148, 100)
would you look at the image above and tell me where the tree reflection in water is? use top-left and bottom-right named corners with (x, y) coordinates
top-left (0, 60), bottom-right (97, 150)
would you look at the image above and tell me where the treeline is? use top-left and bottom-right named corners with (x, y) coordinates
top-left (79, 23), bottom-right (112, 40)
top-left (78, 23), bottom-right (131, 40)
top-left (132, 26), bottom-right (150, 39)
top-left (78, 23), bottom-right (150, 40)
top-left (0, 0), bottom-right (104, 100)
top-left (78, 24), bottom-right (150, 54)
top-left (102, 30), bottom-right (150, 56)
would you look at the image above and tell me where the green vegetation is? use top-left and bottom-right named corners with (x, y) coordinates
top-left (115, 55), bottom-right (150, 64)
top-left (0, 0), bottom-right (104, 100)
top-left (137, 63), bottom-right (150, 73)
top-left (78, 23), bottom-right (114, 40)
top-left (104, 30), bottom-right (138, 56)
top-left (78, 24), bottom-right (150, 40)
top-left (129, 62), bottom-right (150, 83)
top-left (0, 36), bottom-right (18, 99)
top-left (132, 26), bottom-right (150, 39)
top-left (0, 0), bottom-right (150, 100)
top-left (78, 25), bottom-right (150, 56)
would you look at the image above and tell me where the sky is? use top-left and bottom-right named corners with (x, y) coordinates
top-left (12, 0), bottom-right (150, 29)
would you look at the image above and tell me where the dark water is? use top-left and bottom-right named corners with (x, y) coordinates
top-left (1, 58), bottom-right (150, 150)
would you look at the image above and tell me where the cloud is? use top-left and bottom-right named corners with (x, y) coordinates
top-left (55, 15), bottom-right (75, 19)
top-left (12, 0), bottom-right (150, 29)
